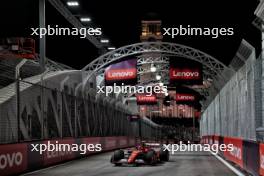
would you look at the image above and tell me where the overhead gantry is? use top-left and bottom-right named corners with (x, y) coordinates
top-left (81, 42), bottom-right (235, 109)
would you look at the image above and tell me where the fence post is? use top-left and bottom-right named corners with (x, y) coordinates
top-left (15, 74), bottom-right (20, 142)
top-left (74, 83), bottom-right (82, 138)
top-left (60, 76), bottom-right (69, 138)
top-left (40, 70), bottom-right (49, 139)
top-left (15, 59), bottom-right (27, 142)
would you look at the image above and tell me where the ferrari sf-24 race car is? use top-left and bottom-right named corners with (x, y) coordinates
top-left (110, 142), bottom-right (169, 166)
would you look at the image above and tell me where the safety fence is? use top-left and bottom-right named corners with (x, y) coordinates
top-left (0, 136), bottom-right (136, 176)
top-left (201, 135), bottom-right (261, 176)
top-left (0, 79), bottom-right (163, 143)
top-left (200, 44), bottom-right (263, 141)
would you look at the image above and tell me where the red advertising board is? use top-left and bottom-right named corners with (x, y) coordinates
top-left (43, 139), bottom-right (75, 166)
top-left (223, 137), bottom-right (243, 168)
top-left (259, 144), bottom-right (264, 175)
top-left (209, 136), bottom-right (213, 145)
top-left (0, 143), bottom-right (27, 176)
top-left (104, 59), bottom-right (137, 85)
top-left (129, 138), bottom-right (136, 146)
top-left (81, 137), bottom-right (102, 155)
top-left (175, 93), bottom-right (195, 101)
top-left (104, 137), bottom-right (118, 151)
top-left (170, 68), bottom-right (201, 80)
top-left (194, 111), bottom-right (201, 118)
top-left (136, 94), bottom-right (157, 104)
top-left (214, 135), bottom-right (219, 145)
top-left (118, 137), bottom-right (128, 148)
top-left (105, 68), bottom-right (137, 80)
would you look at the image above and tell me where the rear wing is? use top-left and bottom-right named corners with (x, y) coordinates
top-left (145, 143), bottom-right (161, 147)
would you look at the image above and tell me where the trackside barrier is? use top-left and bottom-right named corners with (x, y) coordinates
top-left (0, 136), bottom-right (136, 176)
top-left (202, 135), bottom-right (261, 176)
top-left (259, 144), bottom-right (264, 176)
top-left (223, 137), bottom-right (243, 168)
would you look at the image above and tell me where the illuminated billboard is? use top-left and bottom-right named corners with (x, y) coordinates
top-left (175, 93), bottom-right (196, 102)
top-left (104, 58), bottom-right (137, 85)
top-left (136, 94), bottom-right (157, 105)
top-left (170, 68), bottom-right (201, 80)
top-left (169, 58), bottom-right (203, 85)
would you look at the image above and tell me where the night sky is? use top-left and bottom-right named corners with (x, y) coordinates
top-left (0, 0), bottom-right (261, 69)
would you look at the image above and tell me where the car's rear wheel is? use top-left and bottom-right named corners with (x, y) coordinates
top-left (145, 150), bottom-right (157, 165)
top-left (114, 163), bottom-right (122, 166)
top-left (160, 149), bottom-right (169, 162)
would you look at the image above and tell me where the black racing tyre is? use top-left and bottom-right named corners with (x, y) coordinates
top-left (160, 149), bottom-right (169, 162)
top-left (145, 150), bottom-right (157, 165)
top-left (114, 163), bottom-right (122, 166)
top-left (112, 150), bottom-right (124, 162)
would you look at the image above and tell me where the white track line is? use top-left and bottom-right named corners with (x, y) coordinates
top-left (210, 151), bottom-right (245, 176)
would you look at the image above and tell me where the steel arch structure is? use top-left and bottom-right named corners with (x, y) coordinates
top-left (81, 42), bottom-right (234, 97)
top-left (82, 42), bottom-right (229, 72)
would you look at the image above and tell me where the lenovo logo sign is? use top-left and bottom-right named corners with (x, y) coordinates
top-left (0, 152), bottom-right (23, 169)
top-left (176, 94), bottom-right (195, 101)
top-left (47, 150), bottom-right (72, 159)
top-left (105, 68), bottom-right (136, 80)
top-left (137, 95), bottom-right (157, 103)
top-left (170, 68), bottom-right (201, 80)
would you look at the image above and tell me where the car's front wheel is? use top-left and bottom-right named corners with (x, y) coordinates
top-left (111, 150), bottom-right (124, 166)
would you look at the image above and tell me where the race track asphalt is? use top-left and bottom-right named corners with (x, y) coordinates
top-left (23, 151), bottom-right (237, 176)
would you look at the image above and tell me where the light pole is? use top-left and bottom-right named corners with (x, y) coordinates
top-left (39, 0), bottom-right (46, 73)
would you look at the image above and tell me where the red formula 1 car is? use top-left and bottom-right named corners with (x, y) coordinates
top-left (110, 142), bottom-right (169, 166)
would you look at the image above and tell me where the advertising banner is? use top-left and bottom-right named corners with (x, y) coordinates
top-left (103, 137), bottom-right (118, 151)
top-left (175, 93), bottom-right (195, 102)
top-left (43, 139), bottom-right (75, 166)
top-left (81, 137), bottom-right (102, 155)
top-left (173, 86), bottom-right (202, 110)
top-left (213, 135), bottom-right (219, 145)
top-left (260, 144), bottom-right (264, 176)
top-left (136, 94), bottom-right (157, 105)
top-left (169, 58), bottom-right (203, 85)
top-left (170, 68), bottom-right (201, 80)
top-left (129, 138), bottom-right (136, 146)
top-left (118, 137), bottom-right (128, 148)
top-left (105, 59), bottom-right (137, 85)
top-left (0, 143), bottom-right (27, 176)
top-left (194, 111), bottom-right (201, 118)
top-left (223, 137), bottom-right (243, 168)
top-left (0, 136), bottom-right (136, 175)
top-left (27, 141), bottom-right (43, 171)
